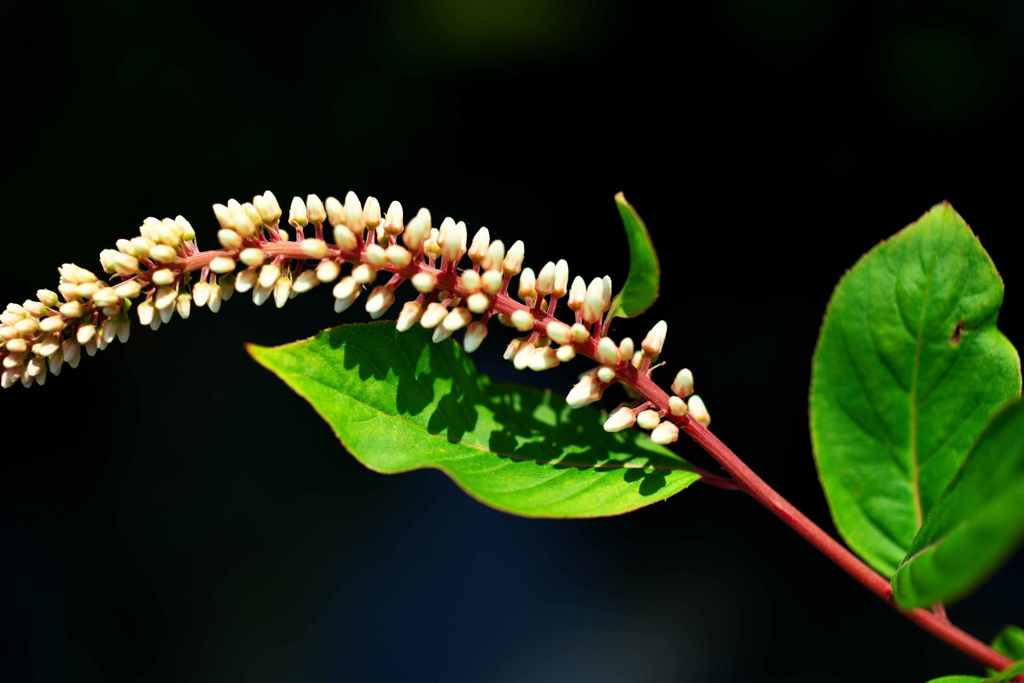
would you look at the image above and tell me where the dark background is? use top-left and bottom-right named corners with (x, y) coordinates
top-left (2, 1), bottom-right (1022, 681)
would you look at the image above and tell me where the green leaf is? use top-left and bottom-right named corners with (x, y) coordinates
top-left (248, 322), bottom-right (700, 518)
top-left (609, 192), bottom-right (660, 318)
top-left (810, 202), bottom-right (1021, 575)
top-left (993, 626), bottom-right (1024, 662)
top-left (892, 399), bottom-right (1024, 607)
top-left (928, 662), bottom-right (1024, 683)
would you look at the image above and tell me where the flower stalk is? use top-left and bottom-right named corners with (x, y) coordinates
top-left (0, 189), bottom-right (1017, 676)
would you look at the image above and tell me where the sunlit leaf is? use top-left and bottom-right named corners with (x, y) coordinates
top-left (810, 202), bottom-right (1020, 575)
top-left (249, 322), bottom-right (700, 518)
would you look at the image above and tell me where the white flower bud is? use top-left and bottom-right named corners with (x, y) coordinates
top-left (583, 277), bottom-right (606, 324)
top-left (529, 346), bottom-right (560, 372)
top-left (13, 323), bottom-right (37, 341)
top-left (39, 316), bottom-right (65, 333)
top-left (503, 339), bottom-right (521, 360)
top-left (510, 309), bottom-right (535, 332)
top-left (442, 219), bottom-right (467, 263)
top-left (642, 320), bottom-right (667, 356)
top-left (386, 245), bottom-right (412, 268)
top-left (604, 406), bottom-right (636, 432)
top-left (92, 288), bottom-right (119, 308)
top-left (459, 270), bottom-right (481, 293)
top-left (463, 321), bottom-right (488, 353)
top-left (636, 410), bottom-right (660, 430)
top-left (468, 227), bottom-right (490, 263)
top-left (668, 396), bottom-right (688, 416)
top-left (344, 191), bottom-right (364, 231)
top-left (325, 196), bottom-right (345, 226)
top-left (273, 276), bottom-right (292, 308)
top-left (566, 324), bottom-right (587, 345)
top-left (147, 244), bottom-right (177, 264)
top-left (363, 243), bottom-right (387, 266)
top-left (137, 300), bottom-right (154, 325)
top-left (517, 268), bottom-right (536, 300)
top-left (597, 337), bottom-right (619, 366)
top-left (596, 366), bottom-right (616, 384)
top-left (482, 240), bottom-right (505, 271)
top-left (154, 285), bottom-right (177, 311)
top-left (480, 269), bottom-right (503, 295)
top-left (297, 238), bottom-right (326, 259)
top-left (5, 338), bottom-right (27, 353)
top-left (212, 203), bottom-right (234, 231)
top-left (258, 264), bottom-right (281, 289)
top-left (235, 268), bottom-right (258, 293)
top-left (546, 321), bottom-right (572, 345)
top-left (555, 344), bottom-right (576, 362)
top-left (352, 263), bottom-right (377, 284)
top-left (176, 293), bottom-right (192, 319)
top-left (333, 292), bottom-right (358, 313)
top-left (618, 337), bottom-right (634, 359)
top-left (431, 325), bottom-right (454, 343)
top-left (292, 270), bottom-right (320, 293)
top-left (333, 224), bottom-right (358, 251)
top-left (502, 240), bottom-right (525, 275)
top-left (152, 269), bottom-right (177, 286)
top-left (217, 229), bottom-right (242, 251)
top-left (333, 276), bottom-right (360, 300)
top-left (36, 289), bottom-right (59, 307)
top-left (365, 286), bottom-right (396, 319)
top-left (396, 301), bottom-right (423, 332)
top-left (316, 260), bottom-right (341, 283)
top-left (383, 200), bottom-right (404, 235)
top-left (466, 292), bottom-right (490, 314)
top-left (553, 260), bottom-right (569, 297)
top-left (239, 248), bottom-right (265, 267)
top-left (631, 350), bottom-right (644, 368)
top-left (602, 276), bottom-right (613, 309)
top-left (210, 256), bottom-right (236, 274)
top-left (442, 307), bottom-right (472, 333)
top-left (288, 196), bottom-right (308, 228)
top-left (688, 395), bottom-right (710, 427)
top-left (420, 302), bottom-right (448, 329)
top-left (536, 262), bottom-right (555, 295)
top-left (411, 272), bottom-right (436, 293)
top-left (62, 339), bottom-right (81, 368)
top-left (363, 196), bottom-right (382, 228)
top-left (176, 216), bottom-right (196, 241)
top-left (306, 194), bottom-right (326, 224)
top-left (76, 324), bottom-right (96, 345)
top-left (651, 421), bottom-right (680, 445)
top-left (131, 236), bottom-right (155, 257)
top-left (513, 342), bottom-right (535, 370)
top-left (192, 282), bottom-right (211, 308)
top-left (566, 373), bottom-right (603, 408)
top-left (403, 208), bottom-right (431, 251)
top-left (672, 368), bottom-right (694, 398)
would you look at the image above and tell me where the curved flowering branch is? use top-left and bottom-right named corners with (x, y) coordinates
top-left (0, 190), bottom-right (1017, 676)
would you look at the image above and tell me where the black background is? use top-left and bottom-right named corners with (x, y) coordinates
top-left (2, 1), bottom-right (1023, 681)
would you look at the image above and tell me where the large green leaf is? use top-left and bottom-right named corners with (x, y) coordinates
top-left (892, 399), bottom-right (1024, 607)
top-left (609, 192), bottom-right (660, 318)
top-left (810, 202), bottom-right (1020, 575)
top-left (248, 322), bottom-right (700, 518)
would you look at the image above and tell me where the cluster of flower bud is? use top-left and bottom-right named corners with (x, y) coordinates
top-left (1, 188), bottom-right (711, 454)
